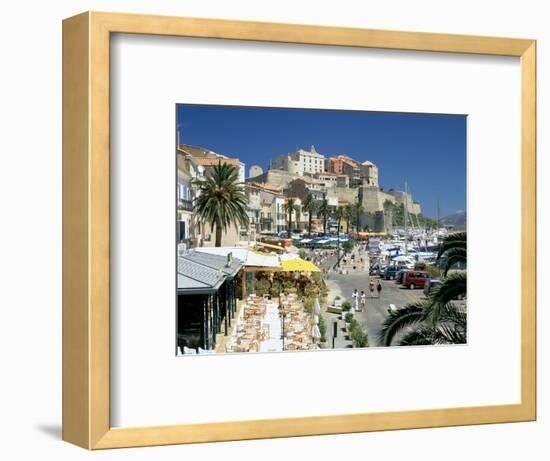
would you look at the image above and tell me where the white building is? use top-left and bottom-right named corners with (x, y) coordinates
top-left (361, 160), bottom-right (379, 187)
top-left (177, 149), bottom-right (203, 250)
top-left (178, 144), bottom-right (246, 247)
top-left (270, 145), bottom-right (325, 176)
top-left (247, 183), bottom-right (286, 234)
top-left (248, 165), bottom-right (264, 178)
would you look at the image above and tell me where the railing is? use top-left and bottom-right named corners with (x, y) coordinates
top-left (178, 199), bottom-right (194, 211)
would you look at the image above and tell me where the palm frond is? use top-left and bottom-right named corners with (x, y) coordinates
top-left (437, 232), bottom-right (467, 261)
top-left (399, 322), bottom-right (466, 346)
top-left (426, 272), bottom-right (467, 324)
top-left (440, 247), bottom-right (467, 275)
top-left (378, 301), bottom-right (428, 346)
top-left (432, 323), bottom-right (467, 344)
top-left (399, 327), bottom-right (437, 346)
top-left (194, 162), bottom-right (249, 235)
top-left (437, 301), bottom-right (466, 324)
top-left (302, 193), bottom-right (316, 213)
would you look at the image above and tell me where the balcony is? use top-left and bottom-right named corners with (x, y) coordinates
top-left (178, 199), bottom-right (194, 212)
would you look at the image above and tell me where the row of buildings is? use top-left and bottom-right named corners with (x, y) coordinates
top-left (177, 143), bottom-right (422, 250)
top-left (176, 143), bottom-right (424, 352)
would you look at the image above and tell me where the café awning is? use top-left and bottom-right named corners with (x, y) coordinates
top-left (256, 241), bottom-right (287, 252)
top-left (280, 258), bottom-right (321, 272)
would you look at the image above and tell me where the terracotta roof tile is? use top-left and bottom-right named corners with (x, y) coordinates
top-left (195, 157), bottom-right (241, 167)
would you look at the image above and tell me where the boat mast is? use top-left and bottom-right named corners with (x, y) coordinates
top-left (404, 180), bottom-right (408, 256)
top-left (437, 197), bottom-right (441, 229)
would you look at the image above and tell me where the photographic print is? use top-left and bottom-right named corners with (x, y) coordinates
top-left (176, 105), bottom-right (467, 355)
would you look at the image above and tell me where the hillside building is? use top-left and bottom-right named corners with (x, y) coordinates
top-left (270, 146), bottom-right (325, 176)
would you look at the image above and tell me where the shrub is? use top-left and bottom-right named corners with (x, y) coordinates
top-left (342, 301), bottom-right (352, 312)
top-left (343, 240), bottom-right (353, 253)
top-left (311, 272), bottom-right (327, 292)
top-left (303, 297), bottom-right (314, 314)
top-left (349, 320), bottom-right (369, 348)
top-left (254, 278), bottom-right (271, 295)
top-left (318, 314), bottom-right (327, 342)
top-left (351, 328), bottom-right (369, 348)
top-left (345, 312), bottom-right (354, 323)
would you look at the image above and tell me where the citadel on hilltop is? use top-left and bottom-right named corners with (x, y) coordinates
top-left (177, 143), bottom-right (425, 248)
top-left (246, 145), bottom-right (421, 234)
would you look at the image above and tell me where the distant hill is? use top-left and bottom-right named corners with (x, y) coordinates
top-left (440, 210), bottom-right (467, 227)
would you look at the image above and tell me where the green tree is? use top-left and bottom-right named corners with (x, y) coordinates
top-left (195, 161), bottom-right (249, 247)
top-left (284, 198), bottom-right (296, 238)
top-left (342, 240), bottom-right (353, 254)
top-left (318, 196), bottom-right (331, 236)
top-left (333, 206), bottom-right (345, 266)
top-left (334, 205), bottom-right (345, 234)
top-left (378, 232), bottom-right (467, 346)
top-left (302, 193), bottom-right (317, 237)
top-left (344, 203), bottom-right (354, 233)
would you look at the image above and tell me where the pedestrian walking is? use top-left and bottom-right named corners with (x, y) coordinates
top-left (360, 291), bottom-right (366, 311)
top-left (376, 280), bottom-right (382, 298)
top-left (352, 289), bottom-right (359, 312)
top-left (369, 279), bottom-right (375, 298)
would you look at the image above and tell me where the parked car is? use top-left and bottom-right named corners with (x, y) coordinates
top-left (369, 265), bottom-right (381, 276)
top-left (403, 270), bottom-right (431, 289)
top-left (423, 278), bottom-right (442, 295)
top-left (395, 269), bottom-right (407, 285)
top-left (383, 265), bottom-right (407, 280)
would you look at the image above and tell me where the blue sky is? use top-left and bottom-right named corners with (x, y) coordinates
top-left (176, 104), bottom-right (466, 219)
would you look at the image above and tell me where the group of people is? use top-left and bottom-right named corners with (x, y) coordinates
top-left (339, 247), bottom-right (369, 273)
top-left (351, 280), bottom-right (382, 312)
top-left (308, 249), bottom-right (338, 272)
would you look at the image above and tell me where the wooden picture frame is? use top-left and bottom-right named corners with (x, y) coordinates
top-left (62, 11), bottom-right (536, 449)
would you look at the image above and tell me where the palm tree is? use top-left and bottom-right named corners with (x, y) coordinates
top-left (302, 193), bottom-right (317, 237)
top-left (378, 232), bottom-right (467, 346)
top-left (344, 203), bottom-right (354, 234)
top-left (318, 196), bottom-right (331, 236)
top-left (333, 206), bottom-right (345, 235)
top-left (284, 198), bottom-right (296, 239)
top-left (195, 161), bottom-right (249, 247)
top-left (333, 206), bottom-right (345, 267)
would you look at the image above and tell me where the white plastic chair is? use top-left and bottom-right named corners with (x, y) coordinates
top-left (198, 347), bottom-right (214, 354)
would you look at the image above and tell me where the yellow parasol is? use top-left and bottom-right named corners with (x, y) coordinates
top-left (280, 258), bottom-right (321, 272)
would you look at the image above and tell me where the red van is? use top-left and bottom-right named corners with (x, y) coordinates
top-left (403, 270), bottom-right (430, 289)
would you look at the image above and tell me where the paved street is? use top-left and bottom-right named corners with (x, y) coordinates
top-left (325, 269), bottom-right (425, 348)
top-left (302, 246), bottom-right (426, 348)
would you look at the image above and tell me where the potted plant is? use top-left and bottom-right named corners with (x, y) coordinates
top-left (349, 319), bottom-right (369, 348)
top-left (341, 301), bottom-right (352, 320)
